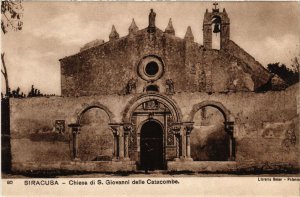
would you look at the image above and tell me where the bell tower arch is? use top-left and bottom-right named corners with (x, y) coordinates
top-left (203, 3), bottom-right (230, 50)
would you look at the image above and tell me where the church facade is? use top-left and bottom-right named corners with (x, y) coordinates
top-left (8, 6), bottom-right (299, 173)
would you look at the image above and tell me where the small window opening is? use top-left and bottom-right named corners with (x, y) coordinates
top-left (146, 85), bottom-right (159, 92)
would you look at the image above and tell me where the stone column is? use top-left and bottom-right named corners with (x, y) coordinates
top-left (180, 127), bottom-right (186, 160)
top-left (185, 123), bottom-right (194, 160)
top-left (119, 130), bottom-right (124, 160)
top-left (68, 123), bottom-right (81, 161)
top-left (171, 123), bottom-right (181, 161)
top-left (123, 123), bottom-right (133, 161)
top-left (109, 124), bottom-right (120, 161)
top-left (226, 121), bottom-right (235, 161)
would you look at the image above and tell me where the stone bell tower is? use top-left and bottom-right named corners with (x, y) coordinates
top-left (203, 3), bottom-right (230, 49)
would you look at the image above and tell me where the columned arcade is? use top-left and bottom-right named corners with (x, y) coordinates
top-left (68, 93), bottom-right (236, 171)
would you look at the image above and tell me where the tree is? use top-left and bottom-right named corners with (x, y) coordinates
top-left (291, 57), bottom-right (299, 73)
top-left (1, 0), bottom-right (24, 174)
top-left (1, 0), bottom-right (23, 34)
top-left (1, 53), bottom-right (9, 96)
top-left (1, 0), bottom-right (24, 97)
top-left (267, 62), bottom-right (299, 86)
top-left (27, 85), bottom-right (43, 97)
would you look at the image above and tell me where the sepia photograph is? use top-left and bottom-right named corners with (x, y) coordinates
top-left (1, 1), bottom-right (299, 196)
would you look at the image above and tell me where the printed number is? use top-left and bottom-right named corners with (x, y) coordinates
top-left (7, 180), bottom-right (13, 184)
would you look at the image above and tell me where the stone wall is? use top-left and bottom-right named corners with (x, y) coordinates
top-left (60, 27), bottom-right (271, 96)
top-left (9, 84), bottom-right (299, 172)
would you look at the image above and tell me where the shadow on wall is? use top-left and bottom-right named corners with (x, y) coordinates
top-left (78, 107), bottom-right (113, 161)
top-left (191, 107), bottom-right (230, 161)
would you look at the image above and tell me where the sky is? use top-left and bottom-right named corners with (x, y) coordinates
top-left (1, 1), bottom-right (300, 95)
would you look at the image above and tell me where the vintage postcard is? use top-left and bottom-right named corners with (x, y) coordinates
top-left (1, 1), bottom-right (299, 196)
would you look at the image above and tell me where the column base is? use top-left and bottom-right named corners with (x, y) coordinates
top-left (174, 158), bottom-right (180, 161)
top-left (112, 157), bottom-right (119, 162)
top-left (122, 157), bottom-right (130, 161)
top-left (73, 158), bottom-right (81, 162)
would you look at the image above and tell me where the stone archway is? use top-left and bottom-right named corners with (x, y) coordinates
top-left (121, 93), bottom-right (183, 164)
top-left (68, 102), bottom-right (117, 161)
top-left (188, 101), bottom-right (235, 161)
top-left (188, 101), bottom-right (234, 123)
top-left (77, 103), bottom-right (115, 124)
top-left (122, 93), bottom-right (182, 123)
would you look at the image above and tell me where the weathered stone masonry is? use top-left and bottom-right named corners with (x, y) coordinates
top-left (9, 6), bottom-right (299, 172)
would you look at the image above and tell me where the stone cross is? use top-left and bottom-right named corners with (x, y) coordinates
top-left (213, 2), bottom-right (218, 10)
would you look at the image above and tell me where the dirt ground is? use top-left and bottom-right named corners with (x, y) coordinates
top-left (2, 171), bottom-right (299, 179)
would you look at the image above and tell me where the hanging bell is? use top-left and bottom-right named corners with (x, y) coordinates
top-left (213, 23), bottom-right (221, 33)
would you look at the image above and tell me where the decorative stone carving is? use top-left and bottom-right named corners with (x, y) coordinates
top-left (190, 62), bottom-right (196, 75)
top-left (143, 100), bottom-right (159, 110)
top-left (225, 121), bottom-right (234, 134)
top-left (55, 120), bottom-right (65, 134)
top-left (109, 25), bottom-right (119, 41)
top-left (171, 124), bottom-right (181, 134)
top-left (148, 9), bottom-right (156, 33)
top-left (128, 18), bottom-right (138, 35)
top-left (166, 79), bottom-right (174, 94)
top-left (123, 123), bottom-right (133, 134)
top-left (167, 115), bottom-right (175, 146)
top-left (185, 124), bottom-right (194, 136)
top-left (109, 124), bottom-right (120, 136)
top-left (184, 26), bottom-right (194, 42)
top-left (165, 18), bottom-right (175, 35)
top-left (126, 78), bottom-right (137, 94)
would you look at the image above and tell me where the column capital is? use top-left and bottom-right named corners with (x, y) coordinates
top-left (171, 122), bottom-right (182, 135)
top-left (225, 121), bottom-right (234, 134)
top-left (109, 123), bottom-right (121, 136)
top-left (183, 122), bottom-right (194, 135)
top-left (68, 123), bottom-right (81, 134)
top-left (123, 123), bottom-right (133, 135)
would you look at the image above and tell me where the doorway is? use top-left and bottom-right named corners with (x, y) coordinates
top-left (140, 120), bottom-right (164, 170)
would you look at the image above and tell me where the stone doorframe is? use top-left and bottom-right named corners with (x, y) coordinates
top-left (119, 93), bottom-right (184, 162)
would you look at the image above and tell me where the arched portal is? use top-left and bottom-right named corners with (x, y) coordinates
top-left (189, 101), bottom-right (235, 161)
top-left (191, 106), bottom-right (229, 161)
top-left (123, 93), bottom-right (182, 165)
top-left (140, 120), bottom-right (164, 170)
top-left (77, 107), bottom-right (113, 161)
